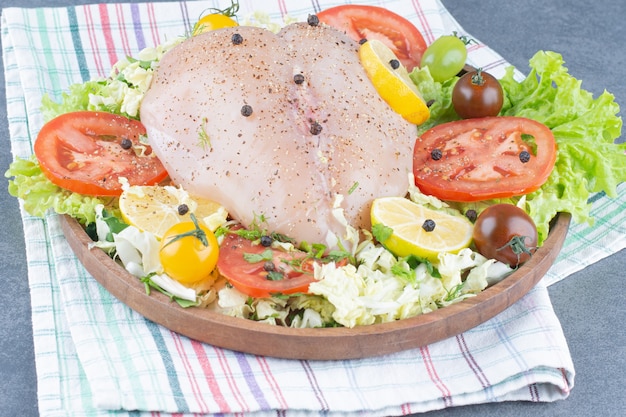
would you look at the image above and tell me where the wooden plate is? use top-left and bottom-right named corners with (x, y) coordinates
top-left (60, 212), bottom-right (570, 360)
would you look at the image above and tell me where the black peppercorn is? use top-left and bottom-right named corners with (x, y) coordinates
top-left (177, 204), bottom-right (189, 215)
top-left (231, 33), bottom-right (243, 45)
top-left (120, 138), bottom-right (132, 149)
top-left (465, 209), bottom-right (477, 223)
top-left (422, 219), bottom-right (436, 232)
top-left (310, 121), bottom-right (323, 135)
top-left (263, 261), bottom-right (275, 272)
top-left (359, 38), bottom-right (368, 45)
top-left (307, 14), bottom-right (319, 26)
top-left (389, 59), bottom-right (400, 70)
top-left (294, 73), bottom-right (305, 85)
top-left (431, 148), bottom-right (443, 160)
top-left (241, 104), bottom-right (253, 117)
top-left (519, 150), bottom-right (531, 163)
top-left (260, 235), bottom-right (273, 247)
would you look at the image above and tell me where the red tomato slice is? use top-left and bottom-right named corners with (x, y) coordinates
top-left (34, 111), bottom-right (168, 196)
top-left (413, 116), bottom-right (557, 202)
top-left (317, 5), bottom-right (427, 71)
top-left (217, 230), bottom-right (320, 298)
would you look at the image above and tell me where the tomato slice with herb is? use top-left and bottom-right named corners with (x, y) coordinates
top-left (413, 116), bottom-right (557, 202)
top-left (34, 111), bottom-right (168, 196)
top-left (317, 5), bottom-right (427, 71)
top-left (217, 230), bottom-right (320, 298)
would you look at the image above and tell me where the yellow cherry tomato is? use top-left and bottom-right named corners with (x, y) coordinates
top-left (192, 14), bottom-right (238, 35)
top-left (159, 217), bottom-right (219, 285)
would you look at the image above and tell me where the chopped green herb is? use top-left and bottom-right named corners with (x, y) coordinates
top-left (243, 249), bottom-right (274, 263)
top-left (372, 223), bottom-right (393, 243)
top-left (348, 181), bottom-right (359, 194)
top-left (266, 271), bottom-right (284, 281)
top-left (197, 117), bottom-right (211, 150)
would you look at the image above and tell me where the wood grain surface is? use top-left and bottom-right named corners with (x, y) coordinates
top-left (60, 213), bottom-right (570, 360)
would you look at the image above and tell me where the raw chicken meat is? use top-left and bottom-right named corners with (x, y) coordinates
top-left (140, 22), bottom-right (416, 249)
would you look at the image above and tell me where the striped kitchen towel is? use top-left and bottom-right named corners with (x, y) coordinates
top-left (2, 0), bottom-right (624, 416)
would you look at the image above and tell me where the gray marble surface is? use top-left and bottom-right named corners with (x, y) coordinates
top-left (0, 0), bottom-right (624, 416)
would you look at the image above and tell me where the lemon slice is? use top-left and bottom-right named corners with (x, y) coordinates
top-left (119, 185), bottom-right (226, 239)
top-left (371, 197), bottom-right (473, 261)
top-left (359, 39), bottom-right (430, 125)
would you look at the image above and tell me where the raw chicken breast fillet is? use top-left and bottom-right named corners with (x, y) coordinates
top-left (140, 22), bottom-right (416, 249)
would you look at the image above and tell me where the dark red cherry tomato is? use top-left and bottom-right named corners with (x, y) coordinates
top-left (452, 69), bottom-right (503, 119)
top-left (472, 204), bottom-right (538, 267)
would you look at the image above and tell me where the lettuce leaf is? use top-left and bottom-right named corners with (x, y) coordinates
top-left (5, 156), bottom-right (113, 224)
top-left (40, 80), bottom-right (105, 122)
top-left (411, 51), bottom-right (625, 244)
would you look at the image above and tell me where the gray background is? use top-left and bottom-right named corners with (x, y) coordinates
top-left (1, 0), bottom-right (624, 416)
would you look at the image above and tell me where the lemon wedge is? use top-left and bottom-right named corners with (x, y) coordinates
top-left (359, 39), bottom-right (430, 125)
top-left (119, 185), bottom-right (226, 239)
top-left (371, 197), bottom-right (473, 261)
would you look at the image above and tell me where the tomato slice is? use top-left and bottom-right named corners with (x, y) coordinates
top-left (413, 116), bottom-right (557, 202)
top-left (317, 5), bottom-right (427, 71)
top-left (34, 111), bottom-right (168, 196)
top-left (217, 230), bottom-right (320, 298)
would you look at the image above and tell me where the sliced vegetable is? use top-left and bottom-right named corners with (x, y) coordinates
top-left (472, 204), bottom-right (538, 267)
top-left (370, 196), bottom-right (473, 262)
top-left (317, 4), bottom-right (427, 71)
top-left (413, 116), bottom-right (557, 202)
top-left (34, 111), bottom-right (168, 196)
top-left (159, 215), bottom-right (220, 285)
top-left (118, 184), bottom-right (225, 239)
top-left (358, 39), bottom-right (430, 125)
top-left (217, 229), bottom-right (319, 298)
top-left (452, 69), bottom-right (503, 118)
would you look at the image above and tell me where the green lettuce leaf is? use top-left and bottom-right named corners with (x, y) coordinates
top-left (5, 156), bottom-right (114, 224)
top-left (499, 51), bottom-right (624, 241)
top-left (409, 66), bottom-right (458, 134)
top-left (41, 80), bottom-right (105, 122)
top-left (411, 50), bottom-right (624, 244)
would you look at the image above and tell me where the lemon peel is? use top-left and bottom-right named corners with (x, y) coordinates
top-left (359, 39), bottom-right (430, 125)
top-left (371, 196), bottom-right (473, 262)
top-left (119, 185), bottom-right (227, 239)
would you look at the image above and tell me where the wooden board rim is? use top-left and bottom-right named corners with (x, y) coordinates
top-left (60, 212), bottom-right (570, 360)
